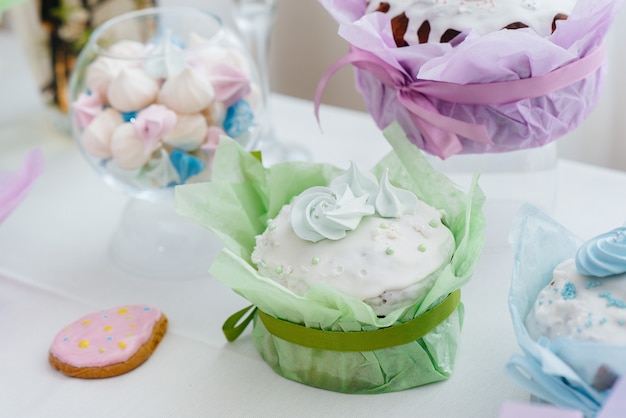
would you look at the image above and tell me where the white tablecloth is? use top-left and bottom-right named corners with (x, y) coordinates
top-left (2, 31), bottom-right (626, 417)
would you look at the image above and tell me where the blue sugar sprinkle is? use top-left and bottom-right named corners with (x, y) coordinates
top-left (577, 327), bottom-right (583, 333)
top-left (619, 319), bottom-right (625, 326)
top-left (561, 282), bottom-right (577, 300)
top-left (585, 320), bottom-right (592, 328)
top-left (586, 280), bottom-right (602, 289)
top-left (599, 292), bottom-right (626, 309)
top-left (600, 318), bottom-right (607, 325)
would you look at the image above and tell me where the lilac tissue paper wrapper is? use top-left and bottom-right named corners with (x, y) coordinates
top-left (506, 204), bottom-right (626, 417)
top-left (0, 149), bottom-right (44, 223)
top-left (319, 0), bottom-right (623, 156)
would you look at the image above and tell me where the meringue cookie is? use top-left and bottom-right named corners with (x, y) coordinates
top-left (107, 67), bottom-right (159, 112)
top-left (188, 33), bottom-right (251, 76)
top-left (202, 126), bottom-right (224, 152)
top-left (142, 30), bottom-right (187, 79)
top-left (86, 57), bottom-right (123, 99)
top-left (106, 40), bottom-right (145, 58)
top-left (110, 123), bottom-right (159, 169)
top-left (169, 149), bottom-right (206, 184)
top-left (201, 100), bottom-right (225, 126)
top-left (72, 91), bottom-right (104, 129)
top-left (209, 63), bottom-right (251, 106)
top-left (81, 108), bottom-right (123, 159)
top-left (163, 113), bottom-right (208, 151)
top-left (158, 67), bottom-right (215, 114)
top-left (223, 100), bottom-right (254, 138)
top-left (134, 104), bottom-right (178, 155)
top-left (245, 83), bottom-right (262, 110)
top-left (137, 149), bottom-right (180, 188)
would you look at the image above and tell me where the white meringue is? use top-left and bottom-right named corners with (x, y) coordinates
top-left (188, 32), bottom-right (251, 76)
top-left (137, 149), bottom-right (180, 188)
top-left (106, 40), bottom-right (145, 58)
top-left (201, 100), bottom-right (225, 126)
top-left (110, 123), bottom-right (159, 169)
top-left (158, 67), bottom-right (215, 114)
top-left (142, 30), bottom-right (187, 79)
top-left (86, 57), bottom-right (123, 99)
top-left (163, 113), bottom-right (208, 151)
top-left (80, 108), bottom-right (123, 159)
top-left (107, 67), bottom-right (159, 112)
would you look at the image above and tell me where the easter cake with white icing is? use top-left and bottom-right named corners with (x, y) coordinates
top-left (251, 162), bottom-right (456, 317)
top-left (526, 227), bottom-right (626, 345)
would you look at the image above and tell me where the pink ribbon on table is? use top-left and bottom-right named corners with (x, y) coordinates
top-left (314, 44), bottom-right (606, 159)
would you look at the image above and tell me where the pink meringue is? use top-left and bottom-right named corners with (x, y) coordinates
top-left (81, 108), bottom-right (124, 159)
top-left (134, 104), bottom-right (178, 155)
top-left (202, 126), bottom-right (224, 152)
top-left (158, 67), bottom-right (215, 114)
top-left (162, 113), bottom-right (208, 151)
top-left (72, 91), bottom-right (104, 129)
top-left (209, 63), bottom-right (251, 106)
top-left (107, 67), bottom-right (159, 112)
top-left (110, 123), bottom-right (159, 169)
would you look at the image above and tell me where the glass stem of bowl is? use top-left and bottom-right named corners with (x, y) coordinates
top-left (233, 0), bottom-right (277, 139)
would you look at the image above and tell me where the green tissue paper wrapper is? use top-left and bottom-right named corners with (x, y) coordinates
top-left (175, 122), bottom-right (486, 393)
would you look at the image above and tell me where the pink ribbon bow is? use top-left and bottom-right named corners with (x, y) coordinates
top-left (315, 45), bottom-right (605, 159)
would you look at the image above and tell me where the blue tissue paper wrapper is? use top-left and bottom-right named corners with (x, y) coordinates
top-left (506, 204), bottom-right (626, 417)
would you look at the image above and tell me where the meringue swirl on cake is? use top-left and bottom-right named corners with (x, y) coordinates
top-left (576, 227), bottom-right (626, 277)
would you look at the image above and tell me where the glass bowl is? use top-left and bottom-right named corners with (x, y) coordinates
top-left (67, 7), bottom-right (265, 279)
top-left (69, 6), bottom-right (266, 201)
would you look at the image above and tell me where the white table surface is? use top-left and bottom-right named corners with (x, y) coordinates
top-left (2, 30), bottom-right (626, 417)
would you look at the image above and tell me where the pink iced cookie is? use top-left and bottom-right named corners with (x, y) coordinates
top-left (49, 305), bottom-right (167, 378)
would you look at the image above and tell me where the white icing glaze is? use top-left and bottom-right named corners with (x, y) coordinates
top-left (158, 67), bottom-right (215, 114)
top-left (81, 108), bottom-right (123, 159)
top-left (107, 67), bottom-right (159, 112)
top-left (526, 259), bottom-right (626, 345)
top-left (252, 200), bottom-right (455, 316)
top-left (162, 113), bottom-right (208, 151)
top-left (366, 0), bottom-right (576, 43)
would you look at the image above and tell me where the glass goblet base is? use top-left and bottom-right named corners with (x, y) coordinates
top-left (109, 197), bottom-right (221, 279)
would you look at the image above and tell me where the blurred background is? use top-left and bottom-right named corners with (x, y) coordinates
top-left (2, 0), bottom-right (626, 170)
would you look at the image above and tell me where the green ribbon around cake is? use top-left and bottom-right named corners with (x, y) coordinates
top-left (223, 289), bottom-right (461, 352)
